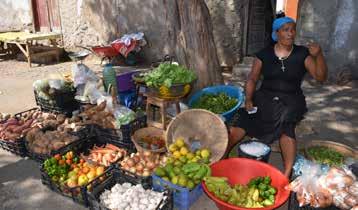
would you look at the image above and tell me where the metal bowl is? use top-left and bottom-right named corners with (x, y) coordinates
top-left (68, 51), bottom-right (90, 61)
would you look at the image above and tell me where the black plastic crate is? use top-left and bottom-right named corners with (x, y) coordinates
top-left (40, 162), bottom-right (113, 207)
top-left (0, 108), bottom-right (41, 157)
top-left (25, 125), bottom-right (94, 163)
top-left (114, 166), bottom-right (152, 189)
top-left (34, 90), bottom-right (79, 117)
top-left (87, 168), bottom-right (173, 210)
top-left (93, 114), bottom-right (147, 150)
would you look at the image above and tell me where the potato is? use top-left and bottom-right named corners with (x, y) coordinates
top-left (56, 114), bottom-right (66, 124)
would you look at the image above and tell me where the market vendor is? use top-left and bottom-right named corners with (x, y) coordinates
top-left (227, 13), bottom-right (328, 177)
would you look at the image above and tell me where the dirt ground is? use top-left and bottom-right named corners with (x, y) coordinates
top-left (0, 59), bottom-right (357, 210)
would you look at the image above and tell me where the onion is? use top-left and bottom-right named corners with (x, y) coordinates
top-left (154, 159), bottom-right (160, 165)
top-left (143, 150), bottom-right (152, 157)
top-left (120, 161), bottom-right (127, 167)
top-left (122, 164), bottom-right (130, 171)
top-left (127, 158), bottom-right (135, 167)
top-left (129, 167), bottom-right (136, 174)
top-left (142, 169), bottom-right (151, 177)
top-left (132, 155), bottom-right (140, 163)
top-left (136, 163), bottom-right (144, 172)
top-left (146, 161), bottom-right (156, 170)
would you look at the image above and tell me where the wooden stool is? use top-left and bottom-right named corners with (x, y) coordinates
top-left (145, 93), bottom-right (181, 130)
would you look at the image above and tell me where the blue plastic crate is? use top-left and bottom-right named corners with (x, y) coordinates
top-left (152, 174), bottom-right (203, 210)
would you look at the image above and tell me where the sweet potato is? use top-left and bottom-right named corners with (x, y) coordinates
top-left (13, 119), bottom-right (34, 134)
top-left (56, 114), bottom-right (66, 124)
top-left (96, 101), bottom-right (107, 111)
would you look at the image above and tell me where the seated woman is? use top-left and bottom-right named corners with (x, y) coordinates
top-left (228, 13), bottom-right (328, 177)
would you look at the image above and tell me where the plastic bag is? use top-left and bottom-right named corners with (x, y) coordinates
top-left (113, 106), bottom-right (136, 128)
top-left (287, 161), bottom-right (358, 209)
top-left (71, 64), bottom-right (99, 88)
top-left (48, 79), bottom-right (65, 90)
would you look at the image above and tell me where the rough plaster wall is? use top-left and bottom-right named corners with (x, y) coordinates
top-left (297, 0), bottom-right (358, 78)
top-left (0, 0), bottom-right (32, 32)
top-left (205, 0), bottom-right (243, 66)
top-left (60, 0), bottom-right (119, 47)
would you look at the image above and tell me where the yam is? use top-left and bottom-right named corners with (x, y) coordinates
top-left (56, 114), bottom-right (66, 124)
top-left (96, 101), bottom-right (107, 111)
top-left (42, 120), bottom-right (58, 129)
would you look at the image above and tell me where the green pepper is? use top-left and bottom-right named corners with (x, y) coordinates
top-left (72, 157), bottom-right (79, 163)
top-left (193, 165), bottom-right (208, 180)
top-left (258, 183), bottom-right (268, 191)
top-left (182, 162), bottom-right (201, 174)
top-left (263, 176), bottom-right (271, 185)
top-left (262, 199), bottom-right (274, 206)
top-left (267, 186), bottom-right (277, 195)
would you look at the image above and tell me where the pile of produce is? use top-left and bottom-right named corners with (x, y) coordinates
top-left (33, 79), bottom-right (75, 102)
top-left (120, 151), bottom-right (168, 177)
top-left (26, 128), bottom-right (79, 154)
top-left (44, 151), bottom-right (105, 188)
top-left (138, 135), bottom-right (165, 150)
top-left (191, 93), bottom-right (238, 114)
top-left (287, 166), bottom-right (357, 209)
top-left (83, 144), bottom-right (127, 167)
top-left (204, 176), bottom-right (277, 208)
top-left (143, 63), bottom-right (196, 88)
top-left (79, 102), bottom-right (116, 129)
top-left (154, 138), bottom-right (212, 190)
top-left (100, 182), bottom-right (165, 210)
top-left (307, 146), bottom-right (345, 166)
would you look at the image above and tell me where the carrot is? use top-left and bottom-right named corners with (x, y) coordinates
top-left (91, 149), bottom-right (116, 154)
top-left (105, 144), bottom-right (121, 151)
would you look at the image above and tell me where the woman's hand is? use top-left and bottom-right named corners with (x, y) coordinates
top-left (307, 42), bottom-right (322, 57)
top-left (245, 100), bottom-right (254, 111)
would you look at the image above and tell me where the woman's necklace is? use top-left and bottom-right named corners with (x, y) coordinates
top-left (275, 45), bottom-right (294, 72)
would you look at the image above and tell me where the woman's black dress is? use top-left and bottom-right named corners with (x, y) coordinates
top-left (235, 44), bottom-right (310, 144)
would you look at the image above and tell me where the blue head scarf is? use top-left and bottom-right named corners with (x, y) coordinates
top-left (272, 17), bottom-right (295, 41)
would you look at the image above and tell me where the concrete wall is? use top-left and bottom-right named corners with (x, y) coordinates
top-left (297, 0), bottom-right (358, 78)
top-left (0, 0), bottom-right (33, 32)
top-left (59, 0), bottom-right (243, 65)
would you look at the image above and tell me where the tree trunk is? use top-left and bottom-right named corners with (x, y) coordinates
top-left (164, 0), bottom-right (223, 90)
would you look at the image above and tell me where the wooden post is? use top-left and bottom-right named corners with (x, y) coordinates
top-left (26, 42), bottom-right (32, 67)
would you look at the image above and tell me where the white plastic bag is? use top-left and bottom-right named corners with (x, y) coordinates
top-left (113, 106), bottom-right (136, 128)
top-left (72, 64), bottom-right (99, 88)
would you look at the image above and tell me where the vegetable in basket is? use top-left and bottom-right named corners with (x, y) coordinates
top-left (307, 146), bottom-right (345, 166)
top-left (143, 63), bottom-right (196, 88)
top-left (191, 93), bottom-right (238, 114)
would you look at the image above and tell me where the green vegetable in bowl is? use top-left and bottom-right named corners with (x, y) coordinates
top-left (192, 93), bottom-right (238, 114)
top-left (307, 146), bottom-right (345, 166)
top-left (144, 63), bottom-right (196, 88)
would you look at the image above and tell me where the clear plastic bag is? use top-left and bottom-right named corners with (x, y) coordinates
top-left (71, 63), bottom-right (99, 88)
top-left (113, 106), bottom-right (136, 128)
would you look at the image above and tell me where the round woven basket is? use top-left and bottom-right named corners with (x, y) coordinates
top-left (165, 109), bottom-right (228, 163)
top-left (132, 127), bottom-right (166, 153)
top-left (304, 140), bottom-right (358, 162)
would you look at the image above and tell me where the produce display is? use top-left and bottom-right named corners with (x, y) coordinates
top-left (287, 166), bottom-right (357, 209)
top-left (83, 144), bottom-right (127, 167)
top-left (120, 151), bottom-right (168, 177)
top-left (143, 63), bottom-right (197, 88)
top-left (79, 101), bottom-right (116, 129)
top-left (204, 176), bottom-right (277, 208)
top-left (33, 79), bottom-right (75, 102)
top-left (154, 138), bottom-right (211, 190)
top-left (307, 146), bottom-right (345, 166)
top-left (100, 182), bottom-right (165, 210)
top-left (191, 93), bottom-right (238, 114)
top-left (138, 135), bottom-right (165, 150)
top-left (44, 151), bottom-right (106, 188)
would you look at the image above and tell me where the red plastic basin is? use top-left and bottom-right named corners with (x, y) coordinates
top-left (202, 158), bottom-right (290, 210)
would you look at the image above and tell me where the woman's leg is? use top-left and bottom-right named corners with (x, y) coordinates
top-left (279, 134), bottom-right (296, 177)
top-left (223, 127), bottom-right (246, 158)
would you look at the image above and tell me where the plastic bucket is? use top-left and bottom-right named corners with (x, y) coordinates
top-left (202, 158), bottom-right (290, 210)
top-left (237, 140), bottom-right (271, 163)
top-left (116, 71), bottom-right (138, 92)
top-left (188, 85), bottom-right (244, 121)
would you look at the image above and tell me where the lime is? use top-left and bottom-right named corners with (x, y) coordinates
top-left (173, 166), bottom-right (181, 175)
top-left (178, 175), bottom-right (188, 187)
top-left (173, 151), bottom-right (181, 159)
top-left (200, 149), bottom-right (211, 159)
top-left (174, 160), bottom-right (182, 167)
top-left (195, 150), bottom-right (201, 156)
top-left (169, 144), bottom-right (178, 152)
top-left (155, 167), bottom-right (166, 177)
top-left (186, 152), bottom-right (195, 160)
top-left (180, 147), bottom-right (189, 155)
top-left (175, 138), bottom-right (185, 148)
top-left (171, 176), bottom-right (179, 185)
top-left (179, 156), bottom-right (188, 163)
top-left (162, 176), bottom-right (170, 182)
top-left (186, 180), bottom-right (195, 190)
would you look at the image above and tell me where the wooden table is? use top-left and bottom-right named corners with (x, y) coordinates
top-left (0, 32), bottom-right (62, 67)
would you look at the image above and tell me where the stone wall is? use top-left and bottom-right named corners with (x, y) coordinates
top-left (0, 0), bottom-right (32, 32)
top-left (297, 0), bottom-right (358, 79)
top-left (59, 0), bottom-right (243, 65)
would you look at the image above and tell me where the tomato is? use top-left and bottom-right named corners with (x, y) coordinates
top-left (58, 159), bottom-right (66, 165)
top-left (54, 154), bottom-right (61, 161)
top-left (66, 151), bottom-right (74, 160)
top-left (66, 159), bottom-right (72, 165)
top-left (79, 159), bottom-right (85, 164)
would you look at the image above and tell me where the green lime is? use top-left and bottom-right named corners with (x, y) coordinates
top-left (155, 167), bottom-right (166, 177)
top-left (171, 176), bottom-right (179, 185)
top-left (186, 180), bottom-right (195, 190)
